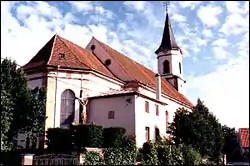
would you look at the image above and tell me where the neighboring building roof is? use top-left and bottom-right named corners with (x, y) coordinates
top-left (23, 34), bottom-right (193, 108)
top-left (155, 13), bottom-right (180, 54)
top-left (239, 128), bottom-right (249, 148)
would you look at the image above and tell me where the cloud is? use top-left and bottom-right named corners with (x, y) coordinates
top-left (68, 1), bottom-right (93, 12)
top-left (178, 1), bottom-right (201, 10)
top-left (197, 5), bottom-right (223, 27)
top-left (186, 55), bottom-right (249, 129)
top-left (202, 29), bottom-right (213, 38)
top-left (225, 1), bottom-right (245, 14)
top-left (219, 12), bottom-right (249, 36)
top-left (171, 13), bottom-right (187, 22)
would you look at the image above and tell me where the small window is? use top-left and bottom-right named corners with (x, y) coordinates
top-left (105, 59), bottom-right (111, 66)
top-left (145, 127), bottom-right (150, 142)
top-left (163, 60), bottom-right (170, 74)
top-left (166, 111), bottom-right (169, 131)
top-left (155, 104), bottom-right (159, 116)
top-left (108, 111), bottom-right (115, 119)
top-left (145, 101), bottom-right (149, 113)
top-left (59, 53), bottom-right (65, 60)
top-left (179, 62), bottom-right (182, 74)
top-left (155, 127), bottom-right (160, 141)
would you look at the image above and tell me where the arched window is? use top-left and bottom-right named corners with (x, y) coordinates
top-left (60, 89), bottom-right (75, 128)
top-left (163, 60), bottom-right (170, 74)
top-left (179, 62), bottom-right (182, 74)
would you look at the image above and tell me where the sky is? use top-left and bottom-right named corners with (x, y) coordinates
top-left (1, 1), bottom-right (249, 129)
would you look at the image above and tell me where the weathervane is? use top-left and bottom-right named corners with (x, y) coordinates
top-left (163, 1), bottom-right (170, 13)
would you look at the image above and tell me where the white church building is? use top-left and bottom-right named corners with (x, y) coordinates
top-left (22, 11), bottom-right (193, 147)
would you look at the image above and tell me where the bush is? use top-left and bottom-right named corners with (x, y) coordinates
top-left (181, 145), bottom-right (202, 165)
top-left (103, 136), bottom-right (137, 165)
top-left (73, 124), bottom-right (104, 148)
top-left (139, 142), bottom-right (158, 165)
top-left (103, 127), bottom-right (126, 147)
top-left (156, 144), bottom-right (173, 165)
top-left (46, 128), bottom-right (73, 153)
top-left (84, 151), bottom-right (103, 165)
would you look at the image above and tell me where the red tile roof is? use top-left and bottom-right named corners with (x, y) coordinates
top-left (91, 38), bottom-right (193, 107)
top-left (23, 34), bottom-right (116, 79)
top-left (23, 34), bottom-right (193, 107)
top-left (239, 128), bottom-right (249, 148)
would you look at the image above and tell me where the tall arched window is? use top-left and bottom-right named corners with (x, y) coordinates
top-left (60, 89), bottom-right (75, 128)
top-left (163, 60), bottom-right (170, 74)
top-left (179, 62), bottom-right (182, 74)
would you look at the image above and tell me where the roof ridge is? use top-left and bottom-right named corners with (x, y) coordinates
top-left (47, 34), bottom-right (57, 65)
top-left (93, 38), bottom-right (134, 81)
top-left (57, 35), bottom-right (91, 69)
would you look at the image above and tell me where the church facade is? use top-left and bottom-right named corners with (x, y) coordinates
top-left (22, 11), bottom-right (193, 147)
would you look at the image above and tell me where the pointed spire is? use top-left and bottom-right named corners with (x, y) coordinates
top-left (155, 2), bottom-right (179, 54)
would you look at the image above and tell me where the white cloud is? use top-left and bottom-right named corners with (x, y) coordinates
top-left (171, 13), bottom-right (187, 22)
top-left (212, 38), bottom-right (229, 47)
top-left (212, 47), bottom-right (229, 60)
top-left (179, 1), bottom-right (201, 10)
top-left (186, 56), bottom-right (249, 129)
top-left (124, 1), bottom-right (146, 11)
top-left (68, 1), bottom-right (93, 12)
top-left (202, 29), bottom-right (213, 38)
top-left (220, 13), bottom-right (249, 36)
top-left (225, 1), bottom-right (245, 14)
top-left (197, 5), bottom-right (223, 27)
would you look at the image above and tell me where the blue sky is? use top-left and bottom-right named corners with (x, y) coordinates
top-left (1, 1), bottom-right (249, 129)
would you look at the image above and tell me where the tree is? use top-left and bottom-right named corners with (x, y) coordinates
top-left (1, 58), bottom-right (46, 151)
top-left (167, 99), bottom-right (224, 161)
top-left (222, 125), bottom-right (243, 162)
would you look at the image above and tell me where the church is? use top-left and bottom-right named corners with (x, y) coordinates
top-left (22, 10), bottom-right (193, 147)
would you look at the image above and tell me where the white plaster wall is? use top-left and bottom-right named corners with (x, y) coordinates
top-left (51, 71), bottom-right (122, 128)
top-left (138, 86), bottom-right (191, 124)
top-left (134, 96), bottom-right (167, 147)
top-left (88, 95), bottom-right (136, 136)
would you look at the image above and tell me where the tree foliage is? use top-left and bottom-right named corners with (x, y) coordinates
top-left (1, 58), bottom-right (46, 151)
top-left (222, 125), bottom-right (243, 162)
top-left (167, 99), bottom-right (224, 160)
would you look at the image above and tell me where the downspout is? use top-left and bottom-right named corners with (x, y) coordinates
top-left (53, 64), bottom-right (59, 128)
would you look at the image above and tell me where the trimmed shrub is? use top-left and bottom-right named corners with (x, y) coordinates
top-left (103, 127), bottom-right (126, 147)
top-left (156, 144), bottom-right (173, 165)
top-left (46, 128), bottom-right (73, 153)
top-left (84, 152), bottom-right (103, 165)
top-left (103, 136), bottom-right (137, 165)
top-left (73, 124), bottom-right (104, 148)
top-left (139, 141), bottom-right (158, 165)
top-left (181, 145), bottom-right (202, 165)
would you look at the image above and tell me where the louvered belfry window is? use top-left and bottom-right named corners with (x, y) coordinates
top-left (60, 89), bottom-right (75, 128)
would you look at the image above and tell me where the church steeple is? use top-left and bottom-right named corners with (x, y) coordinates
top-left (155, 2), bottom-right (185, 93)
top-left (155, 3), bottom-right (179, 54)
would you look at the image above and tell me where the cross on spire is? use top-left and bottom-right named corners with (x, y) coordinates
top-left (155, 1), bottom-right (180, 54)
top-left (163, 1), bottom-right (170, 13)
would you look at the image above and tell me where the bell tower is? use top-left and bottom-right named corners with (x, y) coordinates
top-left (155, 2), bottom-right (186, 93)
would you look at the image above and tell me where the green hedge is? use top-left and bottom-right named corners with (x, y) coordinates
top-left (46, 128), bottom-right (73, 153)
top-left (73, 124), bottom-right (104, 148)
top-left (84, 152), bottom-right (103, 165)
top-left (103, 127), bottom-right (126, 147)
